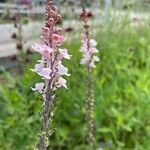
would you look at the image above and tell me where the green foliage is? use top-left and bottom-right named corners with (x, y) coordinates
top-left (0, 21), bottom-right (150, 149)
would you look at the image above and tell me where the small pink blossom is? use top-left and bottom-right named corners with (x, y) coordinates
top-left (93, 56), bottom-right (99, 62)
top-left (43, 27), bottom-right (50, 37)
top-left (89, 39), bottom-right (97, 47)
top-left (43, 27), bottom-right (50, 33)
top-left (32, 43), bottom-right (53, 59)
top-left (38, 68), bottom-right (52, 79)
top-left (89, 47), bottom-right (98, 54)
top-left (80, 57), bottom-right (88, 65)
top-left (58, 49), bottom-right (71, 59)
top-left (56, 27), bottom-right (62, 33)
top-left (57, 77), bottom-right (68, 89)
top-left (89, 56), bottom-right (99, 68)
top-left (57, 63), bottom-right (70, 76)
top-left (31, 82), bottom-right (45, 94)
top-left (52, 34), bottom-right (65, 45)
top-left (34, 63), bottom-right (44, 72)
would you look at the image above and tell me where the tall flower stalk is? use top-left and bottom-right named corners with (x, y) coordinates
top-left (31, 0), bottom-right (71, 149)
top-left (80, 3), bottom-right (99, 149)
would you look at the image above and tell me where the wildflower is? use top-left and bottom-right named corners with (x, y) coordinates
top-left (31, 0), bottom-right (70, 149)
top-left (80, 7), bottom-right (99, 149)
top-left (31, 83), bottom-right (45, 94)
top-left (80, 37), bottom-right (99, 68)
top-left (52, 34), bottom-right (65, 44)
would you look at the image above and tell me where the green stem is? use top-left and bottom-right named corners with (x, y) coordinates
top-left (37, 82), bottom-right (53, 150)
top-left (86, 66), bottom-right (94, 150)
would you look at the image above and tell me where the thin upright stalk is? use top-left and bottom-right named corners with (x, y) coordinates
top-left (32, 0), bottom-right (71, 149)
top-left (86, 66), bottom-right (94, 149)
top-left (80, 0), bottom-right (99, 149)
top-left (83, 9), bottom-right (95, 149)
top-left (83, 9), bottom-right (95, 150)
top-left (38, 81), bottom-right (53, 150)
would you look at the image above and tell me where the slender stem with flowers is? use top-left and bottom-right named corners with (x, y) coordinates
top-left (31, 0), bottom-right (71, 149)
top-left (80, 3), bottom-right (99, 149)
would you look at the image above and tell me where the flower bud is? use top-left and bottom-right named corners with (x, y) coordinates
top-left (50, 10), bottom-right (56, 17)
top-left (55, 15), bottom-right (61, 22)
top-left (48, 18), bottom-right (54, 25)
top-left (56, 27), bottom-right (62, 33)
top-left (43, 27), bottom-right (50, 33)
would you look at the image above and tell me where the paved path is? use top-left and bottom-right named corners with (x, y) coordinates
top-left (0, 9), bottom-right (149, 58)
top-left (0, 38), bottom-right (37, 59)
top-left (0, 22), bottom-right (42, 43)
top-left (0, 39), bottom-right (39, 58)
top-left (0, 22), bottom-right (42, 58)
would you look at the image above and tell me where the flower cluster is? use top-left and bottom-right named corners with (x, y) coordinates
top-left (31, 0), bottom-right (71, 100)
top-left (80, 38), bottom-right (99, 68)
top-left (80, 11), bottom-right (99, 68)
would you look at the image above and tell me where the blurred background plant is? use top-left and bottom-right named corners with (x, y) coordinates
top-left (0, 0), bottom-right (150, 150)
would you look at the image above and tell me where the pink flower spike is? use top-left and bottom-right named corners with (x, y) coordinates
top-left (31, 82), bottom-right (45, 94)
top-left (80, 37), bottom-right (99, 68)
top-left (38, 68), bottom-right (52, 79)
top-left (58, 49), bottom-right (71, 59)
top-left (57, 77), bottom-right (68, 89)
top-left (31, 1), bottom-right (70, 148)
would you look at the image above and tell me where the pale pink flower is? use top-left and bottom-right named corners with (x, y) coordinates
top-left (89, 39), bottom-right (97, 47)
top-left (43, 27), bottom-right (50, 33)
top-left (31, 82), bottom-right (45, 94)
top-left (56, 27), bottom-right (62, 34)
top-left (52, 34), bottom-right (66, 45)
top-left (32, 43), bottom-right (53, 59)
top-left (89, 56), bottom-right (99, 68)
top-left (80, 58), bottom-right (88, 65)
top-left (93, 56), bottom-right (99, 62)
top-left (38, 68), bottom-right (52, 79)
top-left (57, 63), bottom-right (70, 76)
top-left (34, 63), bottom-right (44, 72)
top-left (43, 27), bottom-right (50, 37)
top-left (57, 77), bottom-right (68, 89)
top-left (58, 48), bottom-right (71, 59)
top-left (89, 47), bottom-right (98, 54)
